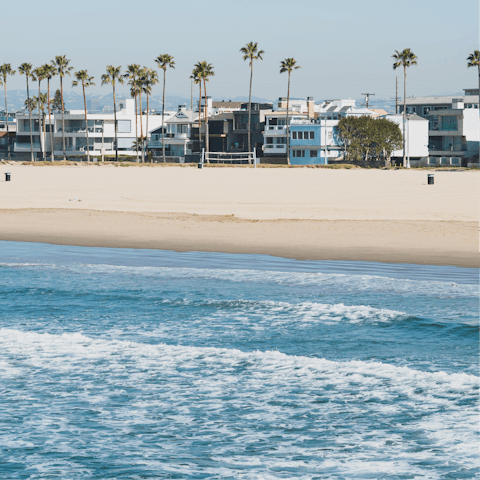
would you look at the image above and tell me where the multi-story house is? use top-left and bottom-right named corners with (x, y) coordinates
top-left (0, 111), bottom-right (16, 159)
top-left (401, 89), bottom-right (479, 165)
top-left (231, 103), bottom-right (272, 155)
top-left (149, 105), bottom-right (198, 161)
top-left (13, 99), bottom-right (173, 160)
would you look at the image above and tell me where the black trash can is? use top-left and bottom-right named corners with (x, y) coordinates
top-left (427, 174), bottom-right (434, 185)
top-left (5, 172), bottom-right (11, 182)
top-left (198, 162), bottom-right (203, 169)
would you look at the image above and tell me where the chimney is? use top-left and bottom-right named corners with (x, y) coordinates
top-left (307, 97), bottom-right (314, 119)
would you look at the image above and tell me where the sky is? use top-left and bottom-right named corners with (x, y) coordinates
top-left (2, 0), bottom-right (479, 102)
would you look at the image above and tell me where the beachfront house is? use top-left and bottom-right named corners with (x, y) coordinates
top-left (148, 105), bottom-right (198, 161)
top-left (0, 111), bottom-right (17, 159)
top-left (401, 88), bottom-right (479, 166)
top-left (13, 99), bottom-right (174, 160)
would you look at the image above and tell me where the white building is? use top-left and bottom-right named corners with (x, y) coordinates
top-left (386, 114), bottom-right (429, 166)
top-left (14, 99), bottom-right (175, 160)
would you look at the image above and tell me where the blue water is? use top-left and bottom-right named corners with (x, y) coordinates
top-left (0, 241), bottom-right (478, 479)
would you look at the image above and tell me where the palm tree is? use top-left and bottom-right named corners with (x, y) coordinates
top-left (72, 70), bottom-right (95, 162)
top-left (34, 93), bottom-right (48, 156)
top-left (190, 67), bottom-right (202, 154)
top-left (155, 55), bottom-right (175, 163)
top-left (279, 58), bottom-right (300, 165)
top-left (137, 67), bottom-right (147, 163)
top-left (32, 66), bottom-right (47, 161)
top-left (140, 68), bottom-right (158, 161)
top-left (129, 81), bottom-right (142, 161)
top-left (467, 50), bottom-right (480, 161)
top-left (52, 55), bottom-right (74, 161)
top-left (240, 42), bottom-right (264, 161)
top-left (125, 64), bottom-right (142, 162)
top-left (0, 64), bottom-right (16, 160)
top-left (195, 61), bottom-right (214, 156)
top-left (43, 64), bottom-right (57, 162)
top-left (18, 63), bottom-right (35, 161)
top-left (392, 48), bottom-right (418, 168)
top-left (101, 66), bottom-right (124, 163)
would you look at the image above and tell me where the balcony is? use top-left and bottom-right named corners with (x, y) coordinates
top-left (15, 142), bottom-right (41, 151)
top-left (264, 144), bottom-right (286, 153)
top-left (57, 126), bottom-right (103, 134)
top-left (264, 126), bottom-right (286, 134)
top-left (439, 123), bottom-right (458, 131)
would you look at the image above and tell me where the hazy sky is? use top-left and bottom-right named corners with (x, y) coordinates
top-left (3, 0), bottom-right (479, 101)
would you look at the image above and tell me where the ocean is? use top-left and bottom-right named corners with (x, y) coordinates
top-left (0, 241), bottom-right (478, 479)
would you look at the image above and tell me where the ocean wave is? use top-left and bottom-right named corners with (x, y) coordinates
top-left (1, 328), bottom-right (478, 477)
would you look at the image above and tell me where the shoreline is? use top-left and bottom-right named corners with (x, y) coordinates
top-left (1, 209), bottom-right (478, 268)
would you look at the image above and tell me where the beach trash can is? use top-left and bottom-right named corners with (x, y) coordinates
top-left (5, 172), bottom-right (11, 182)
top-left (428, 174), bottom-right (434, 185)
top-left (198, 162), bottom-right (203, 169)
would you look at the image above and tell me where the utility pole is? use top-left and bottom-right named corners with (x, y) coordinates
top-left (395, 76), bottom-right (398, 114)
top-left (190, 80), bottom-right (193, 111)
top-left (362, 93), bottom-right (375, 109)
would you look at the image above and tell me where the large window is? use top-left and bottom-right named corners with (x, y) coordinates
top-left (309, 150), bottom-right (317, 157)
top-left (309, 131), bottom-right (314, 140)
top-left (292, 131), bottom-right (297, 139)
top-left (292, 150), bottom-right (305, 158)
top-left (117, 120), bottom-right (131, 133)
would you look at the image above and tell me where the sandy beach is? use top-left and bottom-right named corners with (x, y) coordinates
top-left (0, 164), bottom-right (478, 267)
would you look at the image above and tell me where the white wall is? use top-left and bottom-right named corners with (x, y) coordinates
top-left (387, 114), bottom-right (429, 158)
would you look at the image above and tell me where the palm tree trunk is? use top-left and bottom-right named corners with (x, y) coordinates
top-left (162, 69), bottom-right (166, 163)
top-left (198, 82), bottom-right (202, 154)
top-left (26, 77), bottom-right (34, 162)
top-left (47, 79), bottom-right (54, 162)
top-left (403, 66), bottom-right (406, 168)
top-left (60, 76), bottom-right (66, 161)
top-left (113, 83), bottom-right (118, 162)
top-left (3, 80), bottom-right (10, 160)
top-left (134, 88), bottom-right (138, 162)
top-left (204, 78), bottom-right (209, 159)
top-left (83, 83), bottom-right (90, 162)
top-left (286, 72), bottom-right (291, 165)
top-left (247, 61), bottom-right (253, 163)
top-left (139, 89), bottom-right (144, 163)
top-left (38, 80), bottom-right (43, 161)
top-left (145, 94), bottom-right (149, 162)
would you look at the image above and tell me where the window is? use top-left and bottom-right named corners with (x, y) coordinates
top-left (292, 150), bottom-right (305, 158)
top-left (451, 157), bottom-right (460, 166)
top-left (309, 150), bottom-right (317, 157)
top-left (309, 131), bottom-right (314, 140)
top-left (423, 106), bottom-right (431, 115)
top-left (278, 119), bottom-right (286, 125)
top-left (406, 107), bottom-right (415, 114)
top-left (266, 137), bottom-right (273, 144)
top-left (117, 120), bottom-right (131, 133)
top-left (428, 158), bottom-right (437, 165)
top-left (292, 131), bottom-right (297, 140)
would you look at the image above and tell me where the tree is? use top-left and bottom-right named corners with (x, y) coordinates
top-left (72, 70), bottom-right (95, 162)
top-left (125, 64), bottom-right (142, 162)
top-left (155, 54), bottom-right (175, 163)
top-left (18, 63), bottom-right (35, 161)
top-left (336, 116), bottom-right (402, 165)
top-left (240, 42), bottom-right (264, 161)
top-left (43, 64), bottom-right (57, 161)
top-left (101, 66), bottom-right (124, 162)
top-left (52, 89), bottom-right (63, 111)
top-left (52, 55), bottom-right (74, 161)
top-left (279, 58), bottom-right (300, 165)
top-left (0, 64), bottom-right (16, 160)
top-left (392, 48), bottom-right (418, 168)
top-left (140, 68), bottom-right (158, 161)
top-left (467, 50), bottom-right (480, 160)
top-left (190, 66), bottom-right (202, 154)
top-left (33, 93), bottom-right (48, 158)
top-left (195, 61), bottom-right (214, 156)
top-left (32, 66), bottom-right (47, 160)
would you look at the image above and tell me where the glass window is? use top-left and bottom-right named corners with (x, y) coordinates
top-left (266, 137), bottom-right (273, 144)
top-left (310, 150), bottom-right (317, 157)
top-left (117, 120), bottom-right (131, 133)
top-left (310, 131), bottom-right (314, 140)
top-left (292, 131), bottom-right (297, 140)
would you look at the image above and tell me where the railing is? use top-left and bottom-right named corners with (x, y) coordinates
top-left (439, 123), bottom-right (458, 131)
top-left (15, 142), bottom-right (41, 149)
top-left (264, 144), bottom-right (286, 150)
top-left (235, 123), bottom-right (261, 130)
top-left (57, 127), bottom-right (102, 133)
top-left (266, 125), bottom-right (286, 131)
top-left (291, 119), bottom-right (319, 125)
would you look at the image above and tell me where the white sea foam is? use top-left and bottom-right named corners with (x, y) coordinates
top-left (1, 329), bottom-right (478, 477)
